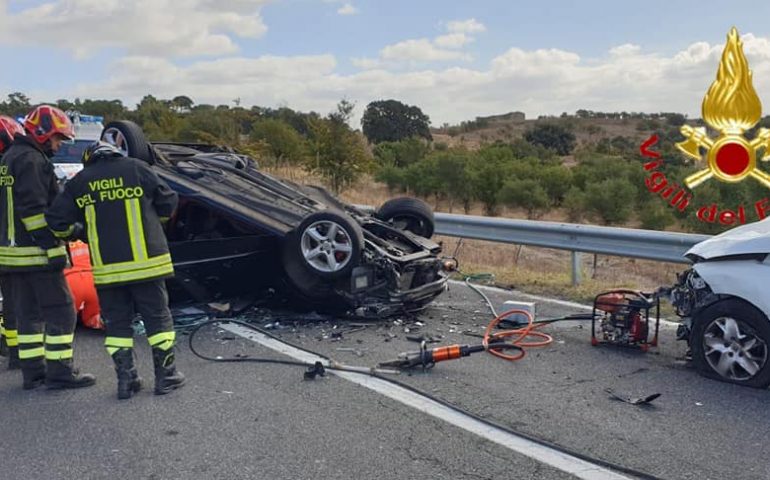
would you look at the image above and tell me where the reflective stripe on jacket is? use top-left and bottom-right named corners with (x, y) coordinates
top-left (0, 136), bottom-right (67, 271)
top-left (46, 155), bottom-right (178, 287)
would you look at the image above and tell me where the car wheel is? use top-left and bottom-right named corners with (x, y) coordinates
top-left (691, 298), bottom-right (770, 389)
top-left (375, 197), bottom-right (435, 238)
top-left (287, 210), bottom-right (363, 280)
top-left (101, 120), bottom-right (154, 164)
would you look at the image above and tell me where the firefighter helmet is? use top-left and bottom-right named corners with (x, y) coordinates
top-left (23, 105), bottom-right (75, 145)
top-left (82, 141), bottom-right (123, 164)
top-left (0, 115), bottom-right (24, 154)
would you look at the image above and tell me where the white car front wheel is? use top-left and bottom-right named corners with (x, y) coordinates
top-left (691, 299), bottom-right (770, 388)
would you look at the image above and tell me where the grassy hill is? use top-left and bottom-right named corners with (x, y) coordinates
top-left (431, 112), bottom-right (674, 150)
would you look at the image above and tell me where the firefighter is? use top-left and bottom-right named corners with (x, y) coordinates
top-left (46, 141), bottom-right (185, 400)
top-left (0, 115), bottom-right (24, 369)
top-left (0, 105), bottom-right (95, 389)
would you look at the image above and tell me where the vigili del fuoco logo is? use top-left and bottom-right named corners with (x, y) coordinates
top-left (641, 27), bottom-right (770, 226)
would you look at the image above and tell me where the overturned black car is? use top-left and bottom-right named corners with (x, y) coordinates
top-left (85, 121), bottom-right (450, 317)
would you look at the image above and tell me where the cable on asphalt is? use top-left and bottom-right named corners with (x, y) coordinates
top-left (188, 317), bottom-right (665, 480)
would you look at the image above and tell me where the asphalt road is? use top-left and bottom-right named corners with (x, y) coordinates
top-left (1, 281), bottom-right (769, 480)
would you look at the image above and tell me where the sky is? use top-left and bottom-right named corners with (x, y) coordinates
top-left (3, 0), bottom-right (770, 126)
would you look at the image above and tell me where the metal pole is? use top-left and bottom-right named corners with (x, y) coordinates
top-left (571, 251), bottom-right (582, 286)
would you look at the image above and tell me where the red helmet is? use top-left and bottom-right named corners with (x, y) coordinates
top-left (0, 115), bottom-right (24, 154)
top-left (23, 105), bottom-right (75, 145)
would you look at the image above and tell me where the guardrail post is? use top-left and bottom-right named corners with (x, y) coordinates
top-left (571, 251), bottom-right (582, 287)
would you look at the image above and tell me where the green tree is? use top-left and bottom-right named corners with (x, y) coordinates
top-left (537, 166), bottom-right (573, 206)
top-left (250, 118), bottom-right (306, 166)
top-left (433, 150), bottom-right (473, 213)
top-left (563, 187), bottom-right (586, 223)
top-left (177, 108), bottom-right (241, 145)
top-left (129, 95), bottom-right (181, 140)
top-left (639, 203), bottom-right (675, 230)
top-left (306, 100), bottom-right (373, 194)
top-left (171, 95), bottom-right (194, 112)
top-left (78, 99), bottom-right (127, 123)
top-left (374, 164), bottom-right (407, 192)
top-left (499, 179), bottom-right (551, 219)
top-left (403, 158), bottom-right (441, 199)
top-left (523, 123), bottom-right (576, 155)
top-left (372, 137), bottom-right (430, 167)
top-left (469, 145), bottom-right (515, 216)
top-left (361, 99), bottom-right (432, 144)
top-left (508, 138), bottom-right (556, 160)
top-left (584, 178), bottom-right (636, 225)
top-left (0, 92), bottom-right (32, 117)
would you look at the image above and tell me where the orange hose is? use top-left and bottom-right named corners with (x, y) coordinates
top-left (482, 308), bottom-right (553, 361)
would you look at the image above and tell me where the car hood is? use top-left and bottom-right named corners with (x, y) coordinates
top-left (686, 217), bottom-right (770, 260)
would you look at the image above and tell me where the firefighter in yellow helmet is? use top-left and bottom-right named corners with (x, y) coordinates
top-left (0, 105), bottom-right (95, 389)
top-left (46, 140), bottom-right (185, 400)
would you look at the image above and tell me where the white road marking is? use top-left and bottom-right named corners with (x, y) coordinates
top-left (448, 279), bottom-right (680, 328)
top-left (222, 323), bottom-right (637, 480)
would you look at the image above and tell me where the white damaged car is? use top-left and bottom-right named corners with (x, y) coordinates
top-left (672, 220), bottom-right (770, 388)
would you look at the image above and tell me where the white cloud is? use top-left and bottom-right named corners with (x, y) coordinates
top-left (434, 33), bottom-right (472, 49)
top-left (381, 39), bottom-right (470, 62)
top-left (0, 0), bottom-right (272, 58)
top-left (351, 57), bottom-right (382, 69)
top-left (337, 3), bottom-right (358, 15)
top-left (609, 44), bottom-right (641, 57)
top-left (355, 17), bottom-right (484, 68)
top-left (62, 33), bottom-right (770, 128)
top-left (446, 18), bottom-right (486, 34)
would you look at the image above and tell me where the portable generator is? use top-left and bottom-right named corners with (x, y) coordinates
top-left (591, 290), bottom-right (660, 351)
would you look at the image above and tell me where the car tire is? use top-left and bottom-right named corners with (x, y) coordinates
top-left (375, 197), bottom-right (435, 238)
top-left (285, 210), bottom-right (363, 280)
top-left (101, 120), bottom-right (154, 164)
top-left (691, 298), bottom-right (770, 389)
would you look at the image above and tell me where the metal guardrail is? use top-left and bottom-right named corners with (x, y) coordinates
top-left (360, 205), bottom-right (710, 285)
top-left (431, 213), bottom-right (710, 285)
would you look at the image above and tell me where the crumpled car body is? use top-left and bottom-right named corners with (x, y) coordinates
top-left (77, 122), bottom-right (450, 318)
top-left (670, 217), bottom-right (770, 388)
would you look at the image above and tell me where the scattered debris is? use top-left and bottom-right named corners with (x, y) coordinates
top-left (336, 347), bottom-right (366, 357)
top-left (208, 302), bottom-right (231, 313)
top-left (406, 334), bottom-right (443, 344)
top-left (303, 361), bottom-right (326, 380)
top-left (605, 388), bottom-right (661, 406)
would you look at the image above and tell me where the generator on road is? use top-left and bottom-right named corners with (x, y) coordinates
top-left (591, 290), bottom-right (660, 351)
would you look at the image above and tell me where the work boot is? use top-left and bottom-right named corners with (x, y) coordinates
top-left (0, 334), bottom-right (7, 357)
top-left (152, 347), bottom-right (185, 395)
top-left (7, 346), bottom-right (20, 370)
top-left (21, 359), bottom-right (46, 390)
top-left (45, 359), bottom-right (96, 390)
top-left (112, 348), bottom-right (142, 400)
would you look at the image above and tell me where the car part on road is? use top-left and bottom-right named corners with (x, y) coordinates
top-left (591, 290), bottom-right (660, 352)
top-left (605, 388), bottom-right (661, 406)
top-left (375, 197), bottom-right (435, 238)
